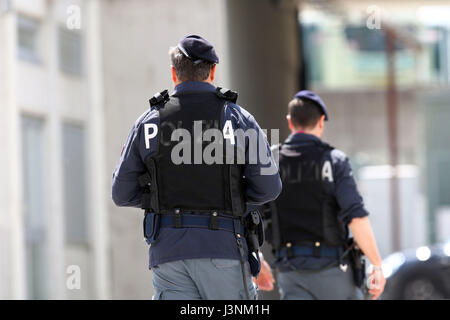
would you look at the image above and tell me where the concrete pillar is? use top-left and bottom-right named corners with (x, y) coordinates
top-left (225, 0), bottom-right (301, 300)
top-left (0, 4), bottom-right (26, 299)
top-left (85, 0), bottom-right (110, 299)
top-left (225, 0), bottom-right (301, 140)
top-left (45, 0), bottom-right (66, 299)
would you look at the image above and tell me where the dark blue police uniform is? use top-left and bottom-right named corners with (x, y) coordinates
top-left (112, 35), bottom-right (281, 300)
top-left (266, 91), bottom-right (369, 300)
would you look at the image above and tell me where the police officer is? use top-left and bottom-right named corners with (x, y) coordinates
top-left (264, 91), bottom-right (386, 300)
top-left (112, 35), bottom-right (281, 300)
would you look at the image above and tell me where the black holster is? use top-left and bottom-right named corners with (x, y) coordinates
top-left (346, 238), bottom-right (366, 288)
top-left (143, 211), bottom-right (161, 245)
top-left (244, 210), bottom-right (265, 277)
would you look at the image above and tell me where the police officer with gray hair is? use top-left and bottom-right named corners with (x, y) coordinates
top-left (264, 91), bottom-right (385, 300)
top-left (112, 35), bottom-right (281, 300)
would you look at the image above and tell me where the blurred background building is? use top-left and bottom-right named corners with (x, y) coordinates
top-left (0, 0), bottom-right (449, 299)
top-left (0, 0), bottom-right (108, 299)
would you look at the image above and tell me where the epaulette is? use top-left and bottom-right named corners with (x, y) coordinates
top-left (216, 87), bottom-right (238, 104)
top-left (149, 89), bottom-right (170, 109)
top-left (321, 141), bottom-right (335, 151)
top-left (270, 144), bottom-right (282, 152)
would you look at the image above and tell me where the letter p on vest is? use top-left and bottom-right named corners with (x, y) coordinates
top-left (144, 123), bottom-right (158, 150)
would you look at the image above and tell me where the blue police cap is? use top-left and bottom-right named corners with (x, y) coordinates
top-left (177, 34), bottom-right (219, 65)
top-left (294, 90), bottom-right (329, 121)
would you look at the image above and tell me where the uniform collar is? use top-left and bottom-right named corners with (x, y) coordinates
top-left (173, 81), bottom-right (216, 95)
top-left (284, 132), bottom-right (323, 146)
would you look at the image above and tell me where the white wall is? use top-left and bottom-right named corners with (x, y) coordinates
top-left (0, 4), bottom-right (26, 299)
top-left (359, 165), bottom-right (427, 258)
top-left (436, 207), bottom-right (450, 243)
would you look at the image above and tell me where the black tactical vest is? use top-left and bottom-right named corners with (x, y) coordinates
top-left (140, 89), bottom-right (245, 218)
top-left (271, 140), bottom-right (347, 249)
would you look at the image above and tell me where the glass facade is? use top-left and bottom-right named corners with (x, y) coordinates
top-left (17, 15), bottom-right (41, 63)
top-left (301, 11), bottom-right (450, 90)
top-left (58, 27), bottom-right (83, 76)
top-left (63, 124), bottom-right (88, 245)
top-left (21, 115), bottom-right (47, 299)
top-left (62, 123), bottom-right (91, 299)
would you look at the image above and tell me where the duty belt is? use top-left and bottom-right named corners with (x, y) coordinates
top-left (276, 244), bottom-right (344, 259)
top-left (159, 213), bottom-right (245, 234)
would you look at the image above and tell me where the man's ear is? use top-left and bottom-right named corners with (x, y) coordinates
top-left (318, 114), bottom-right (325, 129)
top-left (287, 115), bottom-right (294, 132)
top-left (171, 66), bottom-right (178, 84)
top-left (209, 64), bottom-right (216, 83)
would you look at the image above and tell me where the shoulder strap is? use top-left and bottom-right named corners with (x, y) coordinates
top-left (149, 89), bottom-right (170, 109)
top-left (216, 87), bottom-right (238, 104)
top-left (320, 140), bottom-right (335, 151)
top-left (271, 143), bottom-right (282, 151)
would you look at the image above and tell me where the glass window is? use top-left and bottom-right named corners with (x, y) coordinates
top-left (58, 27), bottom-right (83, 76)
top-left (300, 11), bottom-right (449, 89)
top-left (62, 124), bottom-right (88, 244)
top-left (438, 159), bottom-right (450, 205)
top-left (62, 123), bottom-right (93, 299)
top-left (21, 115), bottom-right (47, 299)
top-left (17, 15), bottom-right (40, 63)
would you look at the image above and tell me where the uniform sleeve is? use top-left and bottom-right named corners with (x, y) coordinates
top-left (332, 149), bottom-right (369, 225)
top-left (111, 110), bottom-right (158, 207)
top-left (224, 104), bottom-right (282, 209)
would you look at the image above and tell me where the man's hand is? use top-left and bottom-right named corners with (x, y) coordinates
top-left (253, 258), bottom-right (275, 291)
top-left (367, 265), bottom-right (386, 300)
top-left (348, 217), bottom-right (385, 300)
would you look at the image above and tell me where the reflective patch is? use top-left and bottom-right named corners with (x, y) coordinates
top-left (322, 160), bottom-right (333, 182)
top-left (144, 123), bottom-right (158, 150)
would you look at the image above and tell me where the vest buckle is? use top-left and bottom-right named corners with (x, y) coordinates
top-left (286, 242), bottom-right (294, 258)
top-left (313, 241), bottom-right (321, 257)
top-left (209, 212), bottom-right (219, 230)
top-left (149, 89), bottom-right (169, 108)
top-left (174, 209), bottom-right (182, 228)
